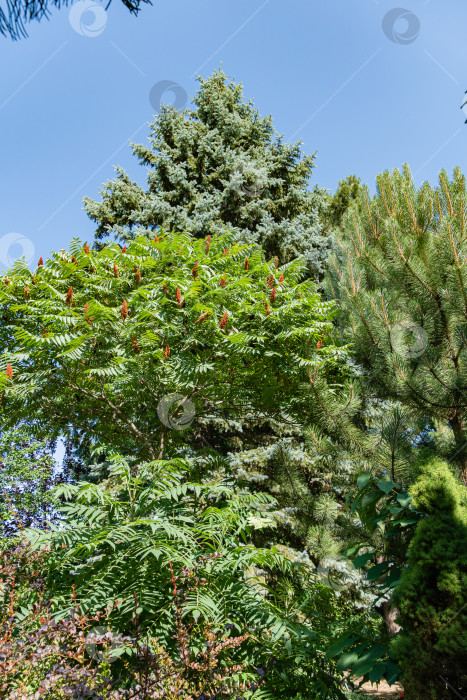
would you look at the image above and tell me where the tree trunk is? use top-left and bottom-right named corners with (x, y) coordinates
top-left (448, 414), bottom-right (467, 485)
top-left (382, 601), bottom-right (401, 636)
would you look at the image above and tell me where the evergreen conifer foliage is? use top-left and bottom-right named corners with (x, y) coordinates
top-left (85, 71), bottom-right (330, 278)
top-left (391, 457), bottom-right (467, 698)
top-left (325, 175), bottom-right (363, 230)
top-left (328, 166), bottom-right (467, 482)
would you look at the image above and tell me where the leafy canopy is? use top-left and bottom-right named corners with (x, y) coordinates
top-left (20, 455), bottom-right (349, 699)
top-left (0, 230), bottom-right (339, 461)
top-left (0, 427), bottom-right (62, 537)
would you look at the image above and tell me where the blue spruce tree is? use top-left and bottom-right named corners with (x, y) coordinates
top-left (85, 70), bottom-right (330, 278)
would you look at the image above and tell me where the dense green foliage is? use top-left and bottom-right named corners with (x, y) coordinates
top-left (0, 231), bottom-right (339, 463)
top-left (324, 175), bottom-right (363, 231)
top-left (2, 70), bottom-right (467, 699)
top-left (326, 473), bottom-right (422, 687)
top-left (329, 166), bottom-right (467, 482)
top-left (1, 457), bottom-right (349, 699)
top-left (0, 427), bottom-right (62, 536)
top-left (392, 456), bottom-right (467, 698)
top-left (85, 72), bottom-right (331, 278)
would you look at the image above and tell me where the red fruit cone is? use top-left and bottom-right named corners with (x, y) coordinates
top-left (113, 264), bottom-right (119, 278)
top-left (244, 258), bottom-right (249, 270)
top-left (84, 244), bottom-right (90, 254)
top-left (176, 287), bottom-right (182, 304)
top-left (219, 276), bottom-right (227, 287)
top-left (66, 287), bottom-right (73, 305)
top-left (164, 345), bottom-right (170, 359)
top-left (121, 300), bottom-right (128, 319)
top-left (84, 303), bottom-right (93, 324)
top-left (219, 312), bottom-right (228, 329)
top-left (267, 275), bottom-right (274, 289)
top-left (135, 268), bottom-right (141, 285)
top-left (270, 287), bottom-right (277, 303)
top-left (6, 364), bottom-right (12, 379)
top-left (38, 257), bottom-right (44, 266)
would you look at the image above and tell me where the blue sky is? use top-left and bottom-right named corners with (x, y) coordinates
top-left (0, 0), bottom-right (466, 270)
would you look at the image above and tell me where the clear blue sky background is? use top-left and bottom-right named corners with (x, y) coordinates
top-left (0, 0), bottom-right (466, 270)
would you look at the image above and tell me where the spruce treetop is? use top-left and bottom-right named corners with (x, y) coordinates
top-left (84, 71), bottom-right (329, 278)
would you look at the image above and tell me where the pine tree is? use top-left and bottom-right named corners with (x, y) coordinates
top-left (328, 165), bottom-right (467, 483)
top-left (85, 71), bottom-right (330, 279)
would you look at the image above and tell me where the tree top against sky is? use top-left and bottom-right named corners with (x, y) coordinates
top-left (84, 70), bottom-right (330, 278)
top-left (0, 0), bottom-right (150, 40)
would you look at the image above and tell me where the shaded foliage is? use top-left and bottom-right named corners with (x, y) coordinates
top-left (392, 456), bottom-right (467, 699)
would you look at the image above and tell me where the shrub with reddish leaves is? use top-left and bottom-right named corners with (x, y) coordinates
top-left (0, 544), bottom-right (265, 699)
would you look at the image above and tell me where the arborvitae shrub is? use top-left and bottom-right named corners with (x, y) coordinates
top-left (391, 456), bottom-right (467, 699)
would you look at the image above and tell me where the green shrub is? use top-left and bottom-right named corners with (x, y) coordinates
top-left (391, 457), bottom-right (467, 699)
